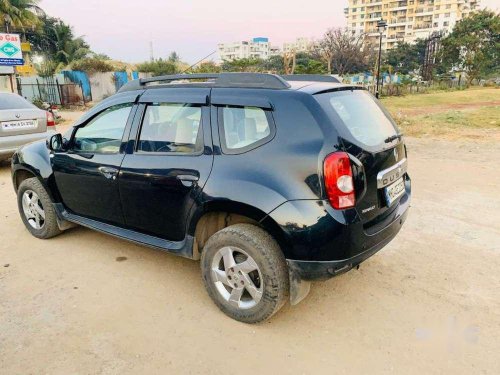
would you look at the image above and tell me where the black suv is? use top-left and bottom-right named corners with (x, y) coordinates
top-left (11, 73), bottom-right (410, 323)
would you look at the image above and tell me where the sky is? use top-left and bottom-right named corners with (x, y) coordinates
top-left (39, 0), bottom-right (499, 64)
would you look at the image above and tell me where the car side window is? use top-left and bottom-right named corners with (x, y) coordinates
top-left (220, 106), bottom-right (273, 153)
top-left (137, 103), bottom-right (203, 154)
top-left (73, 103), bottom-right (132, 154)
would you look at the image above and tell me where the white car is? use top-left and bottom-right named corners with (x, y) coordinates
top-left (0, 93), bottom-right (56, 161)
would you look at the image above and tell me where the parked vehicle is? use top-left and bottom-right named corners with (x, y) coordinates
top-left (0, 93), bottom-right (56, 162)
top-left (11, 73), bottom-right (411, 323)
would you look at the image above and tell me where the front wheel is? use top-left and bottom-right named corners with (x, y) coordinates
top-left (201, 224), bottom-right (289, 323)
top-left (17, 177), bottom-right (62, 239)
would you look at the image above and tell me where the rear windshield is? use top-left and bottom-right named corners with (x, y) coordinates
top-left (315, 90), bottom-right (398, 148)
top-left (0, 94), bottom-right (35, 110)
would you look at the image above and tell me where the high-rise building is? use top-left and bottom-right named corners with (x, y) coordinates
top-left (344, 0), bottom-right (481, 50)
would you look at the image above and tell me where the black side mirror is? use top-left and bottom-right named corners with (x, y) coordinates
top-left (47, 133), bottom-right (64, 152)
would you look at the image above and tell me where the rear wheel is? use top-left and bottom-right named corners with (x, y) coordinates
top-left (17, 177), bottom-right (62, 239)
top-left (201, 224), bottom-right (289, 323)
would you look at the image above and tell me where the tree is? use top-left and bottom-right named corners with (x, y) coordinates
top-left (294, 52), bottom-right (327, 74)
top-left (221, 58), bottom-right (263, 72)
top-left (27, 16), bottom-right (91, 69)
top-left (439, 10), bottom-right (500, 84)
top-left (260, 55), bottom-right (284, 73)
top-left (283, 52), bottom-right (296, 74)
top-left (168, 51), bottom-right (180, 63)
top-left (314, 28), bottom-right (370, 75)
top-left (192, 61), bottom-right (222, 73)
top-left (0, 0), bottom-right (41, 31)
top-left (385, 39), bottom-right (427, 74)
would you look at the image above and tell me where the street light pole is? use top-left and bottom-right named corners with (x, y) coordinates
top-left (375, 19), bottom-right (387, 99)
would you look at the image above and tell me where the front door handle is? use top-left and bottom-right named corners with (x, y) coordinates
top-left (99, 167), bottom-right (119, 180)
top-left (176, 174), bottom-right (199, 187)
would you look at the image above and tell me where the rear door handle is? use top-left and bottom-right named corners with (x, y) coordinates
top-left (99, 167), bottom-right (119, 180)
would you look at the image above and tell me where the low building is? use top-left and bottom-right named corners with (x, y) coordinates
top-left (283, 37), bottom-right (314, 53)
top-left (218, 37), bottom-right (272, 61)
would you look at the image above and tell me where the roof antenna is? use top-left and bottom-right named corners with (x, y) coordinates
top-left (182, 50), bottom-right (217, 74)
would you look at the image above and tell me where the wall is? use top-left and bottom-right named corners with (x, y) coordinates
top-left (0, 66), bottom-right (15, 93)
top-left (88, 72), bottom-right (115, 102)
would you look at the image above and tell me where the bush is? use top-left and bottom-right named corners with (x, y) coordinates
top-left (136, 59), bottom-right (178, 76)
top-left (70, 58), bottom-right (114, 74)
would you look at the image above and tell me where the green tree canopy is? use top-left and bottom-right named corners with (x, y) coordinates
top-left (385, 39), bottom-right (427, 74)
top-left (0, 0), bottom-right (41, 30)
top-left (439, 9), bottom-right (500, 83)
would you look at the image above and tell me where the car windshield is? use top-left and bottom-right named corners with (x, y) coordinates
top-left (0, 94), bottom-right (35, 110)
top-left (315, 90), bottom-right (398, 148)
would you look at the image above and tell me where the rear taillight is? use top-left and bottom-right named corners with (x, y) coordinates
top-left (324, 152), bottom-right (356, 210)
top-left (46, 111), bottom-right (55, 127)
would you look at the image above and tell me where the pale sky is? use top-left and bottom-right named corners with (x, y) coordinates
top-left (39, 0), bottom-right (499, 64)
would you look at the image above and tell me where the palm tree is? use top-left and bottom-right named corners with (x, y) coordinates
top-left (0, 0), bottom-right (42, 31)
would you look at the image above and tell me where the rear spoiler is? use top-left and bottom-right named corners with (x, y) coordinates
top-left (281, 74), bottom-right (341, 83)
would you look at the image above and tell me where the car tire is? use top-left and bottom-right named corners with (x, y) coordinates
top-left (201, 223), bottom-right (289, 323)
top-left (17, 177), bottom-right (62, 239)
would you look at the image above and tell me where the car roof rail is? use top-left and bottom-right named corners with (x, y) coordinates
top-left (281, 74), bottom-right (341, 83)
top-left (118, 73), bottom-right (291, 92)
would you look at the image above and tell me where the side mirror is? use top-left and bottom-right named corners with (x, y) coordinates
top-left (47, 133), bottom-right (64, 152)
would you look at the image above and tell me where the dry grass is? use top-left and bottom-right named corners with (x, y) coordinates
top-left (382, 87), bottom-right (500, 140)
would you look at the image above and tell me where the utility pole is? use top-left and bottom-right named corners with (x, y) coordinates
top-left (149, 40), bottom-right (154, 62)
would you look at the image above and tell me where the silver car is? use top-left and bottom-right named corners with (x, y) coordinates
top-left (0, 93), bottom-right (56, 161)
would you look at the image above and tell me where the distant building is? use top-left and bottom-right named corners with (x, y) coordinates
top-left (218, 37), bottom-right (272, 61)
top-left (344, 0), bottom-right (481, 50)
top-left (283, 37), bottom-right (314, 53)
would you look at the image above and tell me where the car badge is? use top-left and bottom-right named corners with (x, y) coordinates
top-left (15, 113), bottom-right (20, 119)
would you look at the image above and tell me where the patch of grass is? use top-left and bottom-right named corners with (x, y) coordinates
top-left (393, 106), bottom-right (499, 138)
top-left (381, 87), bottom-right (500, 139)
top-left (382, 87), bottom-right (500, 113)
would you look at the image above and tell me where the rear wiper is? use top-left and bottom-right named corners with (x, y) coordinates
top-left (384, 134), bottom-right (404, 143)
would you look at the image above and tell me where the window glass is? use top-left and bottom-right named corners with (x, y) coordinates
top-left (0, 93), bottom-right (35, 110)
top-left (73, 103), bottom-right (132, 154)
top-left (315, 90), bottom-right (398, 148)
top-left (222, 106), bottom-right (271, 150)
top-left (138, 103), bottom-right (202, 153)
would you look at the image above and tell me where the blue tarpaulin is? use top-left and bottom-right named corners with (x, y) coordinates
top-left (62, 70), bottom-right (92, 101)
top-left (114, 71), bottom-right (129, 91)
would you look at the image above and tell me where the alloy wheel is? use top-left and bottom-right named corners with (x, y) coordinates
top-left (21, 190), bottom-right (45, 230)
top-left (211, 246), bottom-right (263, 309)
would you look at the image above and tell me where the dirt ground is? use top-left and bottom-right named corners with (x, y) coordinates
top-left (1, 126), bottom-right (500, 373)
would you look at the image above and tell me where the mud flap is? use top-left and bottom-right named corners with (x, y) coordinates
top-left (287, 260), bottom-right (311, 305)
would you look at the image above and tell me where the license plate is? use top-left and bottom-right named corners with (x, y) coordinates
top-left (1, 119), bottom-right (38, 131)
top-left (384, 177), bottom-right (405, 206)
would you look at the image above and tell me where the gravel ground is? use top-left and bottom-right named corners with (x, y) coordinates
top-left (0, 136), bottom-right (499, 374)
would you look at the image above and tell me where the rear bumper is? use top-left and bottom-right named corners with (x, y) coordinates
top-left (263, 175), bottom-right (411, 280)
top-left (287, 204), bottom-right (409, 280)
top-left (0, 130), bottom-right (55, 157)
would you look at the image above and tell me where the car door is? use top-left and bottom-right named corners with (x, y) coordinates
top-left (52, 102), bottom-right (137, 225)
top-left (119, 88), bottom-right (213, 241)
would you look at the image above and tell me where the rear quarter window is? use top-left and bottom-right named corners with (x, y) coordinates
top-left (0, 94), bottom-right (35, 110)
top-left (315, 90), bottom-right (399, 148)
top-left (219, 106), bottom-right (274, 154)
